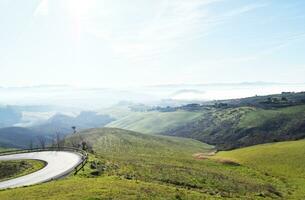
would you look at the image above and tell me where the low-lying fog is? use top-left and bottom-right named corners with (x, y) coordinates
top-left (1, 83), bottom-right (305, 109)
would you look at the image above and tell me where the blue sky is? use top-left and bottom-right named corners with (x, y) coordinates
top-left (0, 0), bottom-right (305, 87)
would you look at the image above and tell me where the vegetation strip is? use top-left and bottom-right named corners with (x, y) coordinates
top-left (0, 160), bottom-right (46, 182)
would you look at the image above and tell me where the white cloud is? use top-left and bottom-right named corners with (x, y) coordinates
top-left (86, 0), bottom-right (266, 63)
top-left (106, 0), bottom-right (214, 62)
top-left (34, 0), bottom-right (268, 63)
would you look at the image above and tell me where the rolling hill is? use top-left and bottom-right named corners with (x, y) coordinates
top-left (105, 96), bottom-right (305, 150)
top-left (164, 105), bottom-right (305, 150)
top-left (106, 111), bottom-right (203, 134)
top-left (0, 127), bottom-right (291, 199)
top-left (65, 128), bottom-right (291, 198)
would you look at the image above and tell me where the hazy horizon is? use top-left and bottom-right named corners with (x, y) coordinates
top-left (1, 82), bottom-right (305, 109)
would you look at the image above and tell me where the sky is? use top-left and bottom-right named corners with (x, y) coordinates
top-left (0, 0), bottom-right (305, 88)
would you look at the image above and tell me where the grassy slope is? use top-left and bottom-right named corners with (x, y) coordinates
top-left (0, 128), bottom-right (290, 199)
top-left (163, 105), bottom-right (305, 150)
top-left (106, 104), bottom-right (305, 150)
top-left (106, 111), bottom-right (203, 134)
top-left (0, 176), bottom-right (212, 200)
top-left (215, 139), bottom-right (305, 199)
top-left (238, 104), bottom-right (305, 129)
top-left (0, 160), bottom-right (45, 182)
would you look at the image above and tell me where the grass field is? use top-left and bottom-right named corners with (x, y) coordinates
top-left (0, 128), bottom-right (304, 199)
top-left (0, 128), bottom-right (290, 199)
top-left (0, 176), bottom-right (213, 200)
top-left (0, 159), bottom-right (45, 182)
top-left (106, 111), bottom-right (203, 134)
top-left (216, 139), bottom-right (305, 199)
top-left (238, 104), bottom-right (305, 129)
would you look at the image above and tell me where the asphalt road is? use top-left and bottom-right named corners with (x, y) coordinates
top-left (0, 151), bottom-right (82, 190)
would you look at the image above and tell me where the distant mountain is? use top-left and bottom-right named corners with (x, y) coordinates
top-left (0, 106), bottom-right (22, 128)
top-left (30, 111), bottom-right (115, 136)
top-left (0, 111), bottom-right (115, 149)
top-left (0, 127), bottom-right (41, 148)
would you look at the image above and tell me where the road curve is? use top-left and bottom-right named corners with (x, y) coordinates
top-left (0, 151), bottom-right (82, 190)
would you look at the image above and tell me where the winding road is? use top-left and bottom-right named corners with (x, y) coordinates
top-left (0, 151), bottom-right (83, 190)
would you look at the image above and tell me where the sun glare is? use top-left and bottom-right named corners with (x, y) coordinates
top-left (65, 0), bottom-right (95, 44)
top-left (66, 0), bottom-right (94, 18)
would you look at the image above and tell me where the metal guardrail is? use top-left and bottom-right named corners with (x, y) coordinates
top-left (0, 147), bottom-right (88, 175)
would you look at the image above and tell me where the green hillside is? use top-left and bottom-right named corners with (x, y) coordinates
top-left (104, 104), bottom-right (305, 150)
top-left (31, 111), bottom-right (114, 135)
top-left (165, 105), bottom-right (305, 149)
top-left (0, 128), bottom-right (291, 199)
top-left (215, 139), bottom-right (305, 199)
top-left (106, 111), bottom-right (203, 134)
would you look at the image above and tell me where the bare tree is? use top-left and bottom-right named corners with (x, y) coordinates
top-left (55, 132), bottom-right (60, 149)
top-left (51, 134), bottom-right (56, 147)
top-left (60, 134), bottom-right (66, 147)
top-left (37, 136), bottom-right (46, 149)
top-left (28, 140), bottom-right (33, 150)
top-left (72, 126), bottom-right (77, 134)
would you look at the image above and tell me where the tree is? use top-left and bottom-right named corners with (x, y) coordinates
top-left (60, 134), bottom-right (66, 148)
top-left (37, 136), bottom-right (46, 149)
top-left (55, 132), bottom-right (61, 149)
top-left (51, 132), bottom-right (66, 149)
top-left (281, 97), bottom-right (288, 102)
top-left (28, 140), bottom-right (33, 150)
top-left (51, 134), bottom-right (56, 147)
top-left (72, 126), bottom-right (77, 134)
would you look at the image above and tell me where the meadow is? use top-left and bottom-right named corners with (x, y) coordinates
top-left (216, 139), bottom-right (305, 199)
top-left (0, 128), bottom-right (292, 199)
